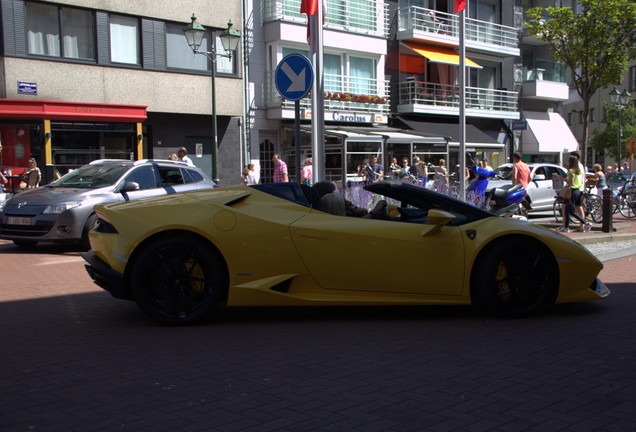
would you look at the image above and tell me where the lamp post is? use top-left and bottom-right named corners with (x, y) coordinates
top-left (609, 86), bottom-right (631, 168)
top-left (184, 14), bottom-right (241, 183)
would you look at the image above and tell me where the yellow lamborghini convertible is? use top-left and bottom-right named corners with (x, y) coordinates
top-left (83, 181), bottom-right (609, 325)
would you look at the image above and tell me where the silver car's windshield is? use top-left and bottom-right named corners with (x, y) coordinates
top-left (494, 166), bottom-right (512, 180)
top-left (50, 164), bottom-right (130, 189)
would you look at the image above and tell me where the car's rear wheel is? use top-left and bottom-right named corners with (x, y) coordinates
top-left (472, 238), bottom-right (558, 318)
top-left (130, 237), bottom-right (225, 325)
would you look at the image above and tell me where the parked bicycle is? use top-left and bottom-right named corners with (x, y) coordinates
top-left (552, 188), bottom-right (601, 224)
top-left (553, 178), bottom-right (636, 223)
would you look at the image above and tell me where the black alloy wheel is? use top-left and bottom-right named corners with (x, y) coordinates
top-left (131, 237), bottom-right (225, 325)
top-left (473, 238), bottom-right (558, 318)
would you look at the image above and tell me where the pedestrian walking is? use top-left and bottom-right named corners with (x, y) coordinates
top-left (272, 153), bottom-right (289, 183)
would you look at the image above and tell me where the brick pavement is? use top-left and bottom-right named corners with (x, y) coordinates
top-left (1, 226), bottom-right (635, 432)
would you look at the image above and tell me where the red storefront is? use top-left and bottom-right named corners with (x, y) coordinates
top-left (0, 99), bottom-right (147, 184)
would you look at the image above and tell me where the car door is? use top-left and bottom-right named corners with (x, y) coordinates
top-left (119, 165), bottom-right (167, 201)
top-left (290, 213), bottom-right (465, 296)
top-left (525, 166), bottom-right (551, 210)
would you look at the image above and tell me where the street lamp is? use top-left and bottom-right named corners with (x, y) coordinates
top-left (609, 86), bottom-right (631, 168)
top-left (184, 14), bottom-right (241, 183)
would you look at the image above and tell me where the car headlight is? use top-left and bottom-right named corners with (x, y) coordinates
top-left (43, 201), bottom-right (83, 214)
top-left (0, 200), bottom-right (6, 212)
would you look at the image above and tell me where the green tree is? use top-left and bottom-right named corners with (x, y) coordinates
top-left (589, 102), bottom-right (636, 161)
top-left (525, 0), bottom-right (636, 167)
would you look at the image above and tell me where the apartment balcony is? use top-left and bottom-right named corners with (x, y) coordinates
top-left (397, 80), bottom-right (520, 120)
top-left (262, 0), bottom-right (389, 39)
top-left (265, 72), bottom-right (390, 124)
top-left (397, 7), bottom-right (520, 57)
top-left (522, 59), bottom-right (570, 101)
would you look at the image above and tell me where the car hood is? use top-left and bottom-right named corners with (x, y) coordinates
top-left (6, 186), bottom-right (115, 205)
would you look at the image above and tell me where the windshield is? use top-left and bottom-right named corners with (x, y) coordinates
top-left (494, 166), bottom-right (512, 180)
top-left (51, 164), bottom-right (130, 189)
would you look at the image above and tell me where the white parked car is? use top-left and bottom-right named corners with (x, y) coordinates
top-left (487, 163), bottom-right (567, 213)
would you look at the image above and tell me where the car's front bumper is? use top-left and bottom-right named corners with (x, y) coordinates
top-left (83, 250), bottom-right (130, 300)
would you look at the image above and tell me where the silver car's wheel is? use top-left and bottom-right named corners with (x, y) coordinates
top-left (131, 237), bottom-right (226, 325)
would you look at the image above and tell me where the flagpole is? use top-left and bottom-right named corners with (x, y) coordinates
top-left (310, 0), bottom-right (325, 183)
top-left (458, 7), bottom-right (466, 202)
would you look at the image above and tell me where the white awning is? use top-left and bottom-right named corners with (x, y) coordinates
top-left (522, 111), bottom-right (579, 153)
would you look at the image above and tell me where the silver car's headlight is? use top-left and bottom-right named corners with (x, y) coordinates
top-left (43, 201), bottom-right (83, 214)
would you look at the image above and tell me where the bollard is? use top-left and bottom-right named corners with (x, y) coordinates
top-left (602, 188), bottom-right (613, 233)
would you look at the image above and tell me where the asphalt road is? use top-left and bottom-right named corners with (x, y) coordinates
top-left (1, 239), bottom-right (635, 432)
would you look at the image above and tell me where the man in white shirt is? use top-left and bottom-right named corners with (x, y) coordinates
top-left (177, 147), bottom-right (194, 166)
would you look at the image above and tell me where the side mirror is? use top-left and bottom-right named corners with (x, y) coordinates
top-left (533, 174), bottom-right (546, 181)
top-left (119, 181), bottom-right (140, 193)
top-left (421, 209), bottom-right (456, 237)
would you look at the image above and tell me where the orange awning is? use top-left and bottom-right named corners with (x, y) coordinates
top-left (401, 42), bottom-right (482, 69)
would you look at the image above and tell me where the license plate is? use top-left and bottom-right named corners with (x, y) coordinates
top-left (7, 216), bottom-right (33, 225)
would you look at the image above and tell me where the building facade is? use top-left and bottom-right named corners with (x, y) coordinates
top-left (1, 0), bottom-right (244, 185)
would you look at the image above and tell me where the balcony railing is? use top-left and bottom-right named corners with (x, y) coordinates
top-left (262, 0), bottom-right (389, 38)
top-left (399, 80), bottom-right (518, 113)
top-left (523, 59), bottom-right (569, 83)
top-left (265, 71), bottom-right (390, 114)
top-left (398, 7), bottom-right (519, 51)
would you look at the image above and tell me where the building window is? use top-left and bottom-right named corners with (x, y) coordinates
top-left (590, 107), bottom-right (595, 123)
top-left (26, 2), bottom-right (95, 60)
top-left (349, 56), bottom-right (376, 94)
top-left (110, 15), bottom-right (139, 65)
top-left (166, 23), bottom-right (237, 74)
top-left (283, 48), bottom-right (341, 92)
top-left (579, 111), bottom-right (584, 124)
top-left (166, 23), bottom-right (208, 71)
top-left (568, 112), bottom-right (573, 125)
top-left (629, 66), bottom-right (636, 93)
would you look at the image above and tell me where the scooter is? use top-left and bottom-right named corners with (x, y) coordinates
top-left (467, 164), bottom-right (528, 218)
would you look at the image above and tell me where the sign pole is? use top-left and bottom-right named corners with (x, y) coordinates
top-left (295, 100), bottom-right (301, 180)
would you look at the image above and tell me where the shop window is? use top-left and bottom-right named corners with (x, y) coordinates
top-left (110, 15), bottom-right (139, 65)
top-left (26, 2), bottom-right (95, 60)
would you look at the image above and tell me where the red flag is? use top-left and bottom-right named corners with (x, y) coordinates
top-left (454, 0), bottom-right (466, 13)
top-left (300, 0), bottom-right (325, 44)
top-left (300, 0), bottom-right (318, 17)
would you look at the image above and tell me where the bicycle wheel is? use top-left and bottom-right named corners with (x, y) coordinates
top-left (619, 190), bottom-right (636, 218)
top-left (583, 193), bottom-right (603, 223)
top-left (552, 197), bottom-right (563, 223)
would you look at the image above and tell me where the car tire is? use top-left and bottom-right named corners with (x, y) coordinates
top-left (80, 214), bottom-right (98, 250)
top-left (472, 238), bottom-right (558, 318)
top-left (130, 237), bottom-right (226, 325)
top-left (13, 239), bottom-right (38, 248)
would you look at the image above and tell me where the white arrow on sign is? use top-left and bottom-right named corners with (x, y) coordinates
top-left (281, 62), bottom-right (306, 93)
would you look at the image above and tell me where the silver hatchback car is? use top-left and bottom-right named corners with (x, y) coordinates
top-left (486, 163), bottom-right (567, 213)
top-left (0, 159), bottom-right (216, 248)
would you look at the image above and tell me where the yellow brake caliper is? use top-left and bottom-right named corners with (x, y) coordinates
top-left (495, 260), bottom-right (511, 301)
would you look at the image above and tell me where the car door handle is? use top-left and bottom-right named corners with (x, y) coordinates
top-left (297, 231), bottom-right (327, 240)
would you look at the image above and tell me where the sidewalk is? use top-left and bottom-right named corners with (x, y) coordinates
top-left (538, 214), bottom-right (636, 245)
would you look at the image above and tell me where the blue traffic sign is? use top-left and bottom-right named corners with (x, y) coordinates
top-left (275, 54), bottom-right (314, 101)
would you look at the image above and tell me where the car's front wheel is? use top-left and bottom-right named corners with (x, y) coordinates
top-left (472, 238), bottom-right (558, 317)
top-left (130, 237), bottom-right (226, 325)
